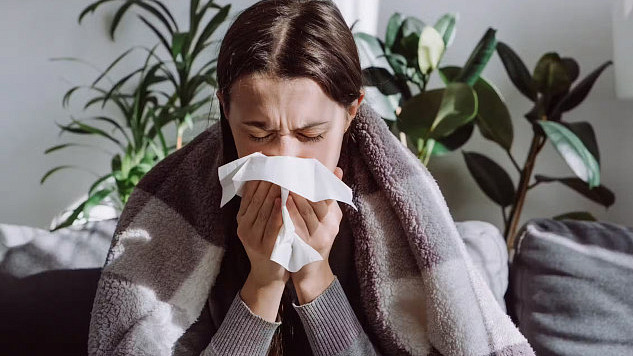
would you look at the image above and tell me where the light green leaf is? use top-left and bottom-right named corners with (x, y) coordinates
top-left (417, 26), bottom-right (445, 75)
top-left (431, 82), bottom-right (478, 139)
top-left (539, 121), bottom-right (600, 188)
top-left (434, 13), bottom-right (458, 47)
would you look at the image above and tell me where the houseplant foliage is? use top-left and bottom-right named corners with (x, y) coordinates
top-left (354, 13), bottom-right (504, 166)
top-left (454, 42), bottom-right (615, 246)
top-left (42, 0), bottom-right (229, 231)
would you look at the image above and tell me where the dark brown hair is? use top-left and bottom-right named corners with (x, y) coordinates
top-left (215, 0), bottom-right (362, 354)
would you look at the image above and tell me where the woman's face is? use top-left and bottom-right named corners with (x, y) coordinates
top-left (218, 73), bottom-right (364, 171)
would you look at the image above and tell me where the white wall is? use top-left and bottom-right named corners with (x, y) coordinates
top-left (1, 0), bottom-right (631, 231)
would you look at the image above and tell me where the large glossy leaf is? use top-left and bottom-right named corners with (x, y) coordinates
top-left (533, 53), bottom-right (571, 96)
top-left (417, 26), bottom-right (445, 75)
top-left (561, 57), bottom-right (580, 83)
top-left (455, 28), bottom-right (497, 86)
top-left (553, 211), bottom-right (597, 221)
top-left (552, 60), bottom-right (613, 116)
top-left (397, 89), bottom-right (443, 138)
top-left (362, 67), bottom-right (401, 95)
top-left (440, 66), bottom-right (513, 150)
top-left (431, 82), bottom-right (478, 139)
top-left (463, 151), bottom-right (516, 207)
top-left (434, 13), bottom-right (457, 47)
top-left (354, 33), bottom-right (390, 70)
top-left (496, 42), bottom-right (537, 101)
top-left (562, 121), bottom-right (600, 165)
top-left (431, 121), bottom-right (475, 156)
top-left (535, 175), bottom-right (614, 207)
top-left (538, 121), bottom-right (600, 188)
top-left (394, 17), bottom-right (425, 63)
top-left (363, 87), bottom-right (400, 121)
top-left (385, 13), bottom-right (405, 51)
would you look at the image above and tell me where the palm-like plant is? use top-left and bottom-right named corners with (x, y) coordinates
top-left (42, 0), bottom-right (230, 231)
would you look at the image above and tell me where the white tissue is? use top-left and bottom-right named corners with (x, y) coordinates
top-left (218, 151), bottom-right (357, 272)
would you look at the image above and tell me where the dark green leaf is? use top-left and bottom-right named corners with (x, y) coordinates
top-left (463, 151), bottom-right (516, 207)
top-left (362, 67), bottom-right (401, 95)
top-left (92, 47), bottom-right (138, 87)
top-left (138, 15), bottom-right (171, 54)
top-left (561, 57), bottom-right (580, 83)
top-left (456, 28), bottom-right (497, 86)
top-left (109, 1), bottom-right (135, 40)
top-left (192, 4), bottom-right (230, 57)
top-left (552, 60), bottom-right (612, 115)
top-left (78, 0), bottom-right (115, 24)
top-left (533, 52), bottom-right (571, 96)
top-left (431, 121), bottom-right (475, 156)
top-left (41, 165), bottom-right (76, 185)
top-left (439, 66), bottom-right (513, 150)
top-left (44, 143), bottom-right (82, 154)
top-left (385, 13), bottom-right (404, 50)
top-left (397, 89), bottom-right (444, 138)
top-left (535, 175), bottom-right (615, 207)
top-left (496, 42), bottom-right (538, 101)
top-left (431, 82), bottom-right (478, 139)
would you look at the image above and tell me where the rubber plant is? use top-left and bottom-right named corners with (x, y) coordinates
top-left (354, 13), bottom-right (503, 166)
top-left (451, 42), bottom-right (614, 247)
top-left (42, 0), bottom-right (230, 231)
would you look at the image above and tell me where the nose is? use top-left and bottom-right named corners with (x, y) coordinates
top-left (262, 135), bottom-right (304, 158)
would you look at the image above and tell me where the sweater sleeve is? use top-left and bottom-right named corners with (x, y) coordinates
top-left (201, 291), bottom-right (281, 356)
top-left (292, 276), bottom-right (382, 356)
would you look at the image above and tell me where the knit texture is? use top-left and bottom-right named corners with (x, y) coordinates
top-left (88, 103), bottom-right (534, 355)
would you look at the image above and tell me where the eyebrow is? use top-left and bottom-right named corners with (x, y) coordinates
top-left (241, 120), bottom-right (330, 131)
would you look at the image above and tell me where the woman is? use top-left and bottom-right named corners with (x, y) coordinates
top-left (89, 0), bottom-right (534, 355)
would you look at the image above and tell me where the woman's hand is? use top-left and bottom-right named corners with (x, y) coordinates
top-left (236, 180), bottom-right (289, 322)
top-left (287, 167), bottom-right (344, 304)
top-left (237, 180), bottom-right (289, 287)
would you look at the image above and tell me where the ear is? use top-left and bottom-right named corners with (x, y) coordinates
top-left (345, 90), bottom-right (365, 131)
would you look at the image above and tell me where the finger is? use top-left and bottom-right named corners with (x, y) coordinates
top-left (309, 199), bottom-right (329, 222)
top-left (252, 183), bottom-right (281, 242)
top-left (334, 166), bottom-right (343, 180)
top-left (238, 181), bottom-right (258, 218)
top-left (288, 193), bottom-right (318, 236)
top-left (262, 197), bottom-right (283, 253)
top-left (242, 181), bottom-right (272, 226)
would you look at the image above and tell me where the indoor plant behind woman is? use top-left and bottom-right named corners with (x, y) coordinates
top-left (88, 1), bottom-right (534, 355)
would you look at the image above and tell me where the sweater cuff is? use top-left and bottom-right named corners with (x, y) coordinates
top-left (208, 290), bottom-right (281, 356)
top-left (292, 276), bottom-right (363, 356)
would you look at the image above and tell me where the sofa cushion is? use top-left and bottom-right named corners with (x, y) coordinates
top-left (509, 218), bottom-right (633, 356)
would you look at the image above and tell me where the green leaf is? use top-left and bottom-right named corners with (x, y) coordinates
top-left (430, 82), bottom-right (478, 139)
top-left (394, 17), bottom-right (425, 63)
top-left (363, 87), bottom-right (400, 121)
top-left (455, 28), bottom-right (497, 86)
top-left (552, 60), bottom-right (612, 115)
top-left (138, 15), bottom-right (171, 54)
top-left (50, 201), bottom-right (86, 232)
top-left (354, 33), bottom-right (389, 70)
top-left (110, 1), bottom-right (135, 40)
top-left (538, 121), bottom-right (600, 188)
top-left (82, 188), bottom-right (114, 217)
top-left (41, 165), bottom-right (76, 185)
top-left (562, 121), bottom-right (600, 165)
top-left (88, 174), bottom-right (114, 196)
top-left (553, 211), bottom-right (597, 221)
top-left (463, 151), bottom-right (516, 207)
top-left (439, 66), bottom-right (513, 150)
top-left (192, 4), bottom-right (230, 57)
top-left (535, 175), bottom-right (614, 207)
top-left (434, 13), bottom-right (457, 47)
top-left (417, 26), bottom-right (445, 75)
top-left (78, 0), bottom-right (115, 24)
top-left (383, 53), bottom-right (407, 76)
top-left (496, 42), bottom-right (538, 101)
top-left (44, 143), bottom-right (82, 154)
top-left (385, 13), bottom-right (405, 51)
top-left (397, 89), bottom-right (444, 138)
top-left (533, 52), bottom-right (571, 96)
top-left (362, 67), bottom-right (401, 95)
top-left (561, 57), bottom-right (580, 83)
top-left (431, 121), bottom-right (475, 156)
top-left (171, 32), bottom-right (188, 59)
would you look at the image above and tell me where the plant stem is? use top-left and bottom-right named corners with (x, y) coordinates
top-left (504, 133), bottom-right (543, 248)
top-left (506, 149), bottom-right (522, 174)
